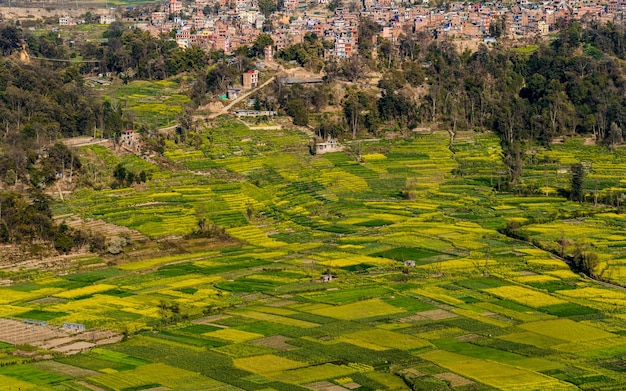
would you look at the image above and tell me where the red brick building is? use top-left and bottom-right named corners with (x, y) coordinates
top-left (243, 69), bottom-right (259, 89)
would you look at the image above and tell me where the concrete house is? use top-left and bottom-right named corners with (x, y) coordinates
top-left (243, 69), bottom-right (259, 89)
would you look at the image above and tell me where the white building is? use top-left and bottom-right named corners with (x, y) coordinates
top-left (59, 16), bottom-right (77, 26)
top-left (100, 15), bottom-right (116, 24)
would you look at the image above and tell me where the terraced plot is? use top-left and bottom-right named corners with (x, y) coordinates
top-left (4, 124), bottom-right (626, 389)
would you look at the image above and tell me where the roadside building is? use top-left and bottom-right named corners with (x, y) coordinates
top-left (243, 69), bottom-right (259, 89)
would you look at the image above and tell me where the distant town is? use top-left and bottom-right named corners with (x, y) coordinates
top-left (3, 0), bottom-right (621, 61)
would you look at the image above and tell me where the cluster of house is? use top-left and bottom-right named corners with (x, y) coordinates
top-left (156, 0), bottom-right (626, 56)
top-left (409, 0), bottom-right (624, 39)
top-left (59, 0), bottom-right (626, 58)
top-left (223, 68), bottom-right (260, 99)
top-left (59, 13), bottom-right (116, 26)
top-left (140, 0), bottom-right (360, 58)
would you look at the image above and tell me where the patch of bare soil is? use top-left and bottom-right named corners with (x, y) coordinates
top-left (456, 333), bottom-right (481, 341)
top-left (197, 100), bottom-right (224, 114)
top-left (0, 244), bottom-right (97, 274)
top-left (32, 360), bottom-right (100, 378)
top-left (451, 38), bottom-right (484, 53)
top-left (416, 309), bottom-right (458, 321)
top-left (0, 318), bottom-right (121, 356)
top-left (250, 335), bottom-right (296, 350)
top-left (434, 372), bottom-right (475, 387)
top-left (62, 137), bottom-right (112, 148)
top-left (584, 135), bottom-right (597, 145)
top-left (551, 136), bottom-right (565, 144)
top-left (399, 368), bottom-right (426, 377)
top-left (305, 381), bottom-right (350, 391)
top-left (192, 314), bottom-right (231, 326)
top-left (282, 66), bottom-right (325, 79)
top-left (55, 214), bottom-right (148, 243)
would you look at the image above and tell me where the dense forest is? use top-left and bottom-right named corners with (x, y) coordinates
top-left (2, 18), bottom-right (626, 253)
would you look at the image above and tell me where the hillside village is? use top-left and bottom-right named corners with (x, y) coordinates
top-left (50, 0), bottom-right (626, 60)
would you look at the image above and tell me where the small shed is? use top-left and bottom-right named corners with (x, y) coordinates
top-left (404, 260), bottom-right (416, 267)
top-left (227, 88), bottom-right (241, 100)
top-left (315, 138), bottom-right (342, 154)
top-left (320, 273), bottom-right (334, 282)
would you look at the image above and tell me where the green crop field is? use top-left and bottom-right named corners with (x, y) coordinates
top-left (102, 79), bottom-right (191, 129)
top-left (5, 120), bottom-right (626, 389)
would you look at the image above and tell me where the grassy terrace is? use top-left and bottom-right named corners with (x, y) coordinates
top-left (100, 79), bottom-right (192, 129)
top-left (6, 120), bottom-right (626, 389)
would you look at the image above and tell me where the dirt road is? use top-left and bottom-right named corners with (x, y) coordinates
top-left (62, 137), bottom-right (111, 148)
top-left (208, 76), bottom-right (276, 119)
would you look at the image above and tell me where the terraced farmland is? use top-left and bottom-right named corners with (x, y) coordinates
top-left (5, 121), bottom-right (626, 389)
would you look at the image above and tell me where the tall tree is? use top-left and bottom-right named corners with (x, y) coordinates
top-left (0, 24), bottom-right (23, 55)
top-left (258, 0), bottom-right (277, 17)
top-left (286, 99), bottom-right (309, 126)
top-left (571, 163), bottom-right (586, 202)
